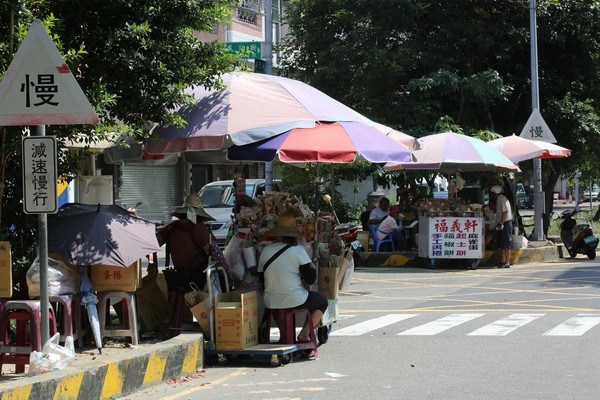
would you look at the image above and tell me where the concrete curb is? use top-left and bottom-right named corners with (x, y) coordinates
top-left (0, 332), bottom-right (203, 400)
top-left (357, 245), bottom-right (561, 268)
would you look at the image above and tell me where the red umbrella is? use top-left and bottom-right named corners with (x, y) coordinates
top-left (488, 134), bottom-right (571, 163)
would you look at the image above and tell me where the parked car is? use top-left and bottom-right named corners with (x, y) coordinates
top-left (198, 179), bottom-right (283, 247)
top-left (582, 189), bottom-right (600, 202)
top-left (516, 183), bottom-right (534, 209)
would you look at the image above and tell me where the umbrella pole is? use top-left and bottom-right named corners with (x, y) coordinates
top-left (313, 163), bottom-right (320, 260)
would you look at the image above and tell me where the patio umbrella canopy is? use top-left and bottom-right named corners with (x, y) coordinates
top-left (385, 131), bottom-right (518, 173)
top-left (145, 72), bottom-right (378, 154)
top-left (374, 123), bottom-right (421, 150)
top-left (227, 121), bottom-right (413, 164)
top-left (487, 134), bottom-right (571, 163)
top-left (48, 203), bottom-right (161, 268)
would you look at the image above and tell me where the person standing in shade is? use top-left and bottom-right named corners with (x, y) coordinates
top-left (490, 185), bottom-right (513, 268)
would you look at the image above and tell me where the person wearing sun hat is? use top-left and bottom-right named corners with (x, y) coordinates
top-left (258, 212), bottom-right (328, 345)
top-left (170, 192), bottom-right (215, 223)
top-left (158, 193), bottom-right (217, 290)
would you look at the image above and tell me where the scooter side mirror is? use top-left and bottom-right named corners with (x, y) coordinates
top-left (551, 212), bottom-right (559, 220)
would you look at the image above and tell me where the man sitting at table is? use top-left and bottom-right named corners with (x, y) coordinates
top-left (377, 205), bottom-right (406, 251)
top-left (368, 197), bottom-right (391, 227)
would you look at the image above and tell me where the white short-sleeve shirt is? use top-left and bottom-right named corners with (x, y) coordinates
top-left (369, 207), bottom-right (389, 224)
top-left (258, 242), bottom-right (312, 309)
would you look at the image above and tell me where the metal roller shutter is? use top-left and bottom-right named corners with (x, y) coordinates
top-left (120, 164), bottom-right (179, 224)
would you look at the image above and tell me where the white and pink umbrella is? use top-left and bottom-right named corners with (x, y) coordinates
top-left (487, 134), bottom-right (571, 163)
top-left (385, 131), bottom-right (518, 173)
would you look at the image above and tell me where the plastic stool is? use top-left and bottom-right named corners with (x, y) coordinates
top-left (97, 292), bottom-right (139, 346)
top-left (263, 308), bottom-right (318, 358)
top-left (0, 300), bottom-right (57, 374)
top-left (49, 294), bottom-right (86, 349)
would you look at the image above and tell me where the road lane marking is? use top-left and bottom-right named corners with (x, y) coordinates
top-left (330, 314), bottom-right (418, 336)
top-left (161, 368), bottom-right (246, 399)
top-left (468, 314), bottom-right (545, 336)
top-left (543, 314), bottom-right (600, 336)
top-left (398, 313), bottom-right (483, 335)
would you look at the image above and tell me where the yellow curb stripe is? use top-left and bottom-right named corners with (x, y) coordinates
top-left (143, 353), bottom-right (167, 386)
top-left (181, 340), bottom-right (199, 375)
top-left (53, 371), bottom-right (84, 400)
top-left (100, 363), bottom-right (124, 400)
top-left (1, 384), bottom-right (32, 400)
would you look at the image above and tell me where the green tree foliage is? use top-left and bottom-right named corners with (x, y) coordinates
top-left (281, 0), bottom-right (600, 230)
top-left (0, 1), bottom-right (237, 272)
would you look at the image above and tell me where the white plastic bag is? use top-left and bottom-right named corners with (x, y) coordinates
top-left (28, 333), bottom-right (75, 375)
top-left (223, 236), bottom-right (245, 281)
top-left (27, 257), bottom-right (80, 297)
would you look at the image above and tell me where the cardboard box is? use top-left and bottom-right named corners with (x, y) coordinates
top-left (190, 292), bottom-right (212, 338)
top-left (0, 241), bottom-right (12, 298)
top-left (215, 290), bottom-right (258, 350)
top-left (90, 260), bottom-right (141, 292)
top-left (136, 274), bottom-right (171, 333)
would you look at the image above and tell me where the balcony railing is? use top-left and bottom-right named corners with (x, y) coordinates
top-left (236, 0), bottom-right (264, 24)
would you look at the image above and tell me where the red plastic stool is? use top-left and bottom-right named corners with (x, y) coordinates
top-left (50, 294), bottom-right (86, 349)
top-left (0, 300), bottom-right (57, 374)
top-left (264, 308), bottom-right (318, 358)
top-left (97, 292), bottom-right (139, 346)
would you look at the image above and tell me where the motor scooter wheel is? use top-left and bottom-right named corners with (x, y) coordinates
top-left (587, 248), bottom-right (597, 260)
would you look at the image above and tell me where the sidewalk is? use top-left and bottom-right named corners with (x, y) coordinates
top-left (357, 241), bottom-right (560, 269)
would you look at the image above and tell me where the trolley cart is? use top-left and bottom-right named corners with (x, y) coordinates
top-left (316, 298), bottom-right (339, 344)
top-left (207, 343), bottom-right (309, 367)
top-left (203, 264), bottom-right (309, 367)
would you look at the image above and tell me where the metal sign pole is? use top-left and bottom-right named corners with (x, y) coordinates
top-left (35, 124), bottom-right (50, 344)
top-left (530, 0), bottom-right (544, 241)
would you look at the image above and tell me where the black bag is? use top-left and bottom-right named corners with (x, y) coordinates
top-left (163, 267), bottom-right (207, 293)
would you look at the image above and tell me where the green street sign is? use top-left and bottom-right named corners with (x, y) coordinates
top-left (225, 42), bottom-right (262, 59)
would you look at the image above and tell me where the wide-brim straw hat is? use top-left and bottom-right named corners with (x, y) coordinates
top-left (268, 213), bottom-right (304, 238)
top-left (171, 193), bottom-right (215, 222)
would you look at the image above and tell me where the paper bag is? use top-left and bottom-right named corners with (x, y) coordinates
top-left (190, 293), bottom-right (212, 338)
top-left (135, 274), bottom-right (171, 333)
top-left (318, 263), bottom-right (339, 300)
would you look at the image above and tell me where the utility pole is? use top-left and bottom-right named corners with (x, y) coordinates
top-left (264, 0), bottom-right (274, 191)
top-left (530, 0), bottom-right (544, 241)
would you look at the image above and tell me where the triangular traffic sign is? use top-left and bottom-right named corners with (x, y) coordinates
top-left (0, 19), bottom-right (98, 126)
top-left (519, 108), bottom-right (556, 143)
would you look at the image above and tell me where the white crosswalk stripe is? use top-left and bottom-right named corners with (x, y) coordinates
top-left (467, 314), bottom-right (544, 336)
top-left (330, 314), bottom-right (418, 336)
top-left (543, 314), bottom-right (600, 336)
top-left (398, 313), bottom-right (484, 336)
top-left (329, 313), bottom-right (600, 337)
